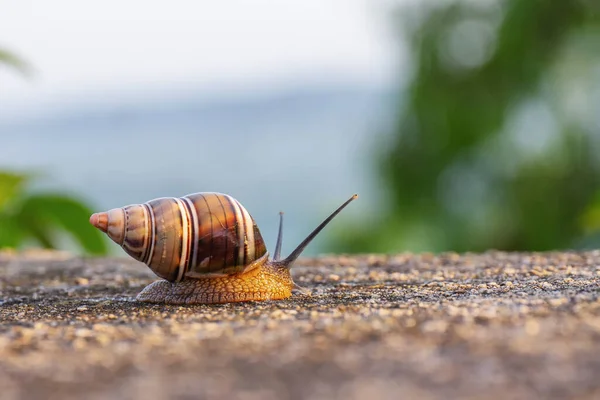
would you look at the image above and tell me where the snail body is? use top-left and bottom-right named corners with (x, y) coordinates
top-left (90, 192), bottom-right (357, 304)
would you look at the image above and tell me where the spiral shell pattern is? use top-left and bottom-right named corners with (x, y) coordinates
top-left (90, 193), bottom-right (267, 282)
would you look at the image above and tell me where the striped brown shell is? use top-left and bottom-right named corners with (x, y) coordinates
top-left (91, 192), bottom-right (268, 282)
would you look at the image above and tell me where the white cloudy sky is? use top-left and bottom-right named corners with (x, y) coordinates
top-left (0, 0), bottom-right (403, 118)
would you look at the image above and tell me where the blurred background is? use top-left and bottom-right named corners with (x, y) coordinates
top-left (0, 0), bottom-right (599, 257)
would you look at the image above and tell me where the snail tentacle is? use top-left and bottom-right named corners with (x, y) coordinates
top-left (278, 194), bottom-right (358, 269)
top-left (273, 212), bottom-right (284, 261)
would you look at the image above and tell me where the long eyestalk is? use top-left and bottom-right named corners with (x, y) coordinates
top-left (279, 194), bottom-right (358, 268)
top-left (273, 212), bottom-right (284, 261)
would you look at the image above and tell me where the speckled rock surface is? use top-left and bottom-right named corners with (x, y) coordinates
top-left (0, 250), bottom-right (599, 400)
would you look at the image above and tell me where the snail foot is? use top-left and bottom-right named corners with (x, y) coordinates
top-left (136, 279), bottom-right (233, 305)
top-left (136, 275), bottom-right (293, 305)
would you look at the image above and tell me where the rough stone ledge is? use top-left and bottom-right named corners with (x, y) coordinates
top-left (1, 249), bottom-right (599, 400)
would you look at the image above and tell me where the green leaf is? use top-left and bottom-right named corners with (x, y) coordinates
top-left (14, 209), bottom-right (55, 249)
top-left (0, 171), bottom-right (29, 210)
top-left (0, 212), bottom-right (25, 249)
top-left (0, 48), bottom-right (32, 77)
top-left (18, 194), bottom-right (108, 255)
top-left (580, 191), bottom-right (600, 234)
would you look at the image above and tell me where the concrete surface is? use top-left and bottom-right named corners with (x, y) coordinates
top-left (0, 250), bottom-right (599, 400)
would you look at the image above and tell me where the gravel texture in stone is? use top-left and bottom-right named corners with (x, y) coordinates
top-left (1, 249), bottom-right (599, 400)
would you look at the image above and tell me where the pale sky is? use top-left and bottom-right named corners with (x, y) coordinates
top-left (0, 0), bottom-right (402, 119)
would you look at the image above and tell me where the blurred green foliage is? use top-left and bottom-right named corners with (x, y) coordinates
top-left (0, 49), bottom-right (106, 254)
top-left (0, 171), bottom-right (107, 254)
top-left (0, 47), bottom-right (31, 76)
top-left (330, 0), bottom-right (600, 253)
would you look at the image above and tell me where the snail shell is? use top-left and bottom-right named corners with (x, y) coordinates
top-left (90, 193), bottom-right (267, 282)
top-left (90, 192), bottom-right (357, 304)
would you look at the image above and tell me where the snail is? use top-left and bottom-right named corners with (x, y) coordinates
top-left (89, 192), bottom-right (357, 304)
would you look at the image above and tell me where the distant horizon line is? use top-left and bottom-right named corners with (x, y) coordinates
top-left (0, 77), bottom-right (397, 125)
